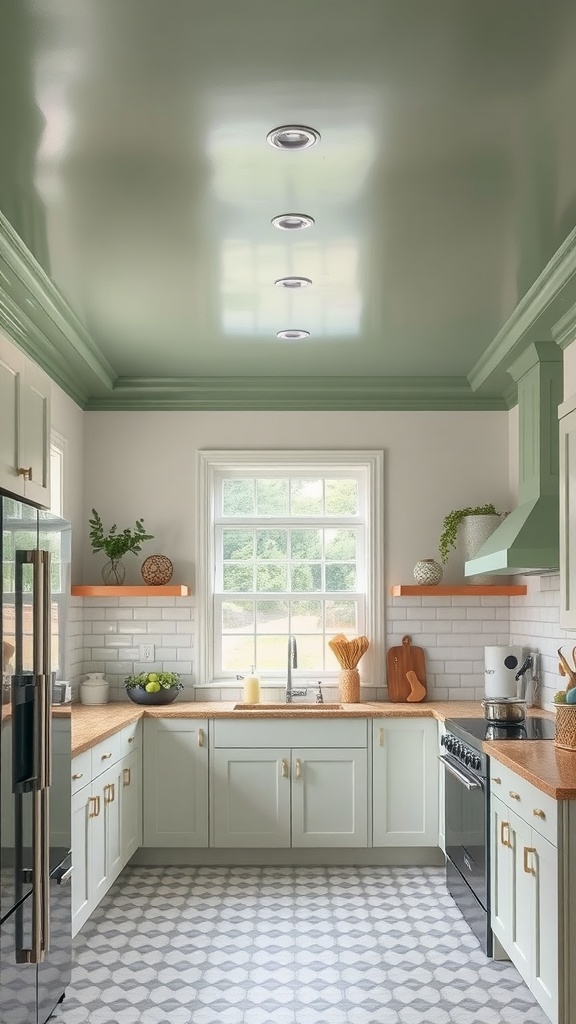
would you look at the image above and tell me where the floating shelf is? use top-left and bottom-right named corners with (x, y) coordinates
top-left (71, 585), bottom-right (192, 597)
top-left (391, 584), bottom-right (527, 597)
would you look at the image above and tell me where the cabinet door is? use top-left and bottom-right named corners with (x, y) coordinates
top-left (102, 761), bottom-right (123, 886)
top-left (509, 808), bottom-right (533, 987)
top-left (560, 406), bottom-right (576, 628)
top-left (291, 748), bottom-right (368, 848)
top-left (20, 360), bottom-right (50, 507)
top-left (71, 787), bottom-right (91, 938)
top-left (121, 749), bottom-right (141, 865)
top-left (0, 335), bottom-right (24, 496)
top-left (372, 719), bottom-right (438, 846)
top-left (89, 782), bottom-right (107, 907)
top-left (531, 832), bottom-right (558, 1022)
top-left (438, 722), bottom-right (446, 853)
top-left (490, 795), bottom-right (514, 950)
top-left (143, 719), bottom-right (208, 847)
top-left (212, 748), bottom-right (290, 848)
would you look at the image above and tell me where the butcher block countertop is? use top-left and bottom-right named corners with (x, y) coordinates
top-left (71, 699), bottom-right (485, 756)
top-left (484, 737), bottom-right (576, 800)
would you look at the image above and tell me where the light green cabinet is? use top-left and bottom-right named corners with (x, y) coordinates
top-left (372, 718), bottom-right (438, 846)
top-left (560, 397), bottom-right (576, 628)
top-left (143, 718), bottom-right (209, 847)
top-left (291, 747), bottom-right (368, 848)
top-left (0, 331), bottom-right (50, 507)
top-left (212, 748), bottom-right (291, 847)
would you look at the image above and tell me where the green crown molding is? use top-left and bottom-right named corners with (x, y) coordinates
top-left (468, 224), bottom-right (576, 392)
top-left (0, 209), bottom-right (116, 401)
top-left (84, 375), bottom-right (508, 412)
top-left (552, 301), bottom-right (576, 350)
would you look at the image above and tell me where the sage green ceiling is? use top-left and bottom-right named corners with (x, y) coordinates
top-left (1, 0), bottom-right (576, 409)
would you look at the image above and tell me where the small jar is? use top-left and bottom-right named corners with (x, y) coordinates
top-left (242, 667), bottom-right (260, 704)
top-left (80, 672), bottom-right (110, 705)
top-left (413, 558), bottom-right (443, 586)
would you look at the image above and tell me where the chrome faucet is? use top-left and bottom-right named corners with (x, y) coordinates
top-left (286, 635), bottom-right (307, 703)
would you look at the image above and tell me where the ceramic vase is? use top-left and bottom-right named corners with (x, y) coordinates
top-left (459, 514), bottom-right (504, 585)
top-left (413, 559), bottom-right (443, 585)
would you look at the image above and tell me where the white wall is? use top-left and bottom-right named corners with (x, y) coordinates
top-left (83, 410), bottom-right (511, 587)
top-left (50, 382), bottom-right (84, 582)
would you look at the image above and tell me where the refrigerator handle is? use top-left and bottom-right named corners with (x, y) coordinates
top-left (41, 550), bottom-right (52, 787)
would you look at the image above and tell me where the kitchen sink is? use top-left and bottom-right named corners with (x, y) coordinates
top-left (232, 702), bottom-right (344, 711)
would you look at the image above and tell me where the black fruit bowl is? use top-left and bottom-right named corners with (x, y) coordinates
top-left (125, 686), bottom-right (180, 705)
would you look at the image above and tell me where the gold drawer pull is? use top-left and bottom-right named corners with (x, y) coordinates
top-left (123, 767), bottom-right (131, 786)
top-left (500, 821), bottom-right (512, 848)
top-left (379, 728), bottom-right (384, 747)
top-left (104, 782), bottom-right (115, 803)
top-left (533, 808), bottom-right (546, 819)
top-left (295, 758), bottom-right (302, 779)
top-left (128, 736), bottom-right (135, 743)
top-left (198, 728), bottom-right (205, 748)
top-left (491, 777), bottom-right (501, 784)
top-left (88, 796), bottom-right (100, 818)
top-left (17, 466), bottom-right (32, 480)
top-left (281, 758), bottom-right (289, 778)
top-left (72, 772), bottom-right (83, 780)
top-left (524, 846), bottom-right (537, 875)
top-left (509, 791), bottom-right (520, 800)
top-left (101, 752), bottom-right (112, 760)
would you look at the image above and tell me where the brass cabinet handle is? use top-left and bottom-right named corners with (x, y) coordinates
top-left (281, 758), bottom-right (289, 778)
top-left (198, 728), bottom-right (205, 748)
top-left (17, 466), bottom-right (32, 480)
top-left (88, 796), bottom-right (100, 818)
top-left (491, 777), bottom-right (501, 785)
top-left (295, 758), bottom-right (302, 779)
top-left (128, 736), bottom-right (135, 743)
top-left (123, 767), bottom-right (131, 787)
top-left (101, 752), bottom-right (112, 760)
top-left (500, 821), bottom-right (512, 848)
top-left (104, 782), bottom-right (115, 804)
top-left (533, 808), bottom-right (546, 819)
top-left (379, 727), bottom-right (384, 747)
top-left (509, 791), bottom-right (520, 800)
top-left (524, 846), bottom-right (537, 875)
top-left (72, 772), bottom-right (83, 780)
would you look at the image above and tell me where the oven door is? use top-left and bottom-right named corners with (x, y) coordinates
top-left (441, 754), bottom-right (487, 909)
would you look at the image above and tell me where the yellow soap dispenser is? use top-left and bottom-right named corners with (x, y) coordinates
top-left (242, 666), bottom-right (260, 704)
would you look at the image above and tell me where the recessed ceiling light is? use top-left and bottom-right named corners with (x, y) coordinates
top-left (266, 125), bottom-right (320, 150)
top-left (276, 329), bottom-right (310, 340)
top-left (275, 276), bottom-right (313, 289)
top-left (271, 213), bottom-right (315, 231)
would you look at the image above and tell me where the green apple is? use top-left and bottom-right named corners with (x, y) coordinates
top-left (147, 672), bottom-right (159, 683)
top-left (145, 681), bottom-right (161, 693)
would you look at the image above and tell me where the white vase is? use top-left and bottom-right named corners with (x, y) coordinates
top-left (413, 559), bottom-right (443, 585)
top-left (459, 514), bottom-right (505, 585)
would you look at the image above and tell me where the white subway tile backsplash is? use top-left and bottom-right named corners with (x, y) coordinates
top-left (407, 606), bottom-right (436, 620)
top-left (133, 608), bottom-right (162, 620)
top-left (117, 621), bottom-right (149, 634)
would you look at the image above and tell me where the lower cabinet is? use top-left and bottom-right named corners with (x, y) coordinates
top-left (71, 725), bottom-right (143, 938)
top-left (372, 718), bottom-right (438, 846)
top-left (143, 719), bottom-right (209, 847)
top-left (212, 746), bottom-right (368, 848)
top-left (491, 774), bottom-right (559, 1023)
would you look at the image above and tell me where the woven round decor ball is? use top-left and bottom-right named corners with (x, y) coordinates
top-left (141, 555), bottom-right (173, 586)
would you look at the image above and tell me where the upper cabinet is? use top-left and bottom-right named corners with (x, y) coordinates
top-left (0, 332), bottom-right (51, 508)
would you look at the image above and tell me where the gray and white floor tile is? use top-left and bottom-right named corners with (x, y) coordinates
top-left (55, 866), bottom-right (550, 1024)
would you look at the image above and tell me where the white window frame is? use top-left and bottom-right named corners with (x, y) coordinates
top-left (197, 450), bottom-right (384, 687)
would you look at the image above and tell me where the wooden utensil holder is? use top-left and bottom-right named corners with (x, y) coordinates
top-left (339, 668), bottom-right (360, 703)
top-left (555, 705), bottom-right (576, 750)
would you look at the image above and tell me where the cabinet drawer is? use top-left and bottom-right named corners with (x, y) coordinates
top-left (91, 732), bottom-right (122, 778)
top-left (120, 719), bottom-right (141, 757)
top-left (213, 718), bottom-right (367, 748)
top-left (71, 750), bottom-right (91, 794)
top-left (490, 761), bottom-right (557, 845)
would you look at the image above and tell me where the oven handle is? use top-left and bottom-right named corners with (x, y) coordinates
top-left (438, 754), bottom-right (484, 791)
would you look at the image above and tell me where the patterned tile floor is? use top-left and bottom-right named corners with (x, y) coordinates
top-left (55, 866), bottom-right (550, 1024)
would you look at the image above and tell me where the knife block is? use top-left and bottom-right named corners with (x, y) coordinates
top-left (339, 668), bottom-right (360, 703)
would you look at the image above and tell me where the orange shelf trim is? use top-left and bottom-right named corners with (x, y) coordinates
top-left (71, 585), bottom-right (191, 597)
top-left (390, 584), bottom-right (527, 597)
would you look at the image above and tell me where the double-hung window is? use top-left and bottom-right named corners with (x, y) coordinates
top-left (198, 451), bottom-right (384, 685)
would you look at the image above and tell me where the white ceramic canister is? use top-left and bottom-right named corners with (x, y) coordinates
top-left (80, 672), bottom-right (110, 705)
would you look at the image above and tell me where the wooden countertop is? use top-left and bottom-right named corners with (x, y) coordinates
top-left (484, 738), bottom-right (576, 800)
top-left (71, 699), bottom-right (485, 756)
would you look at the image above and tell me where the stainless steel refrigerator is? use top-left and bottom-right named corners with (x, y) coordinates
top-left (1, 496), bottom-right (72, 1024)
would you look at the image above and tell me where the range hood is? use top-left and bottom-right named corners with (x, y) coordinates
top-left (465, 342), bottom-right (562, 577)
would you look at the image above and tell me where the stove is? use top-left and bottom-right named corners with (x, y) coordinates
top-left (440, 714), bottom-right (555, 956)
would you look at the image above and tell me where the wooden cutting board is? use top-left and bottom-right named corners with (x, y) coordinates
top-left (386, 635), bottom-right (427, 702)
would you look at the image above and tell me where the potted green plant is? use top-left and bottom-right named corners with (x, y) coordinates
top-left (439, 504), bottom-right (505, 565)
top-left (125, 671), bottom-right (183, 705)
top-left (89, 508), bottom-right (154, 585)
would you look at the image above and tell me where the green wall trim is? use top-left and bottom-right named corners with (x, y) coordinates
top-left (0, 210), bottom-right (116, 399)
top-left (84, 375), bottom-right (508, 412)
top-left (468, 224), bottom-right (576, 392)
top-left (552, 301), bottom-right (576, 350)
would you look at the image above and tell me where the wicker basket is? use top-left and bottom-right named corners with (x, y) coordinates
top-left (339, 668), bottom-right (360, 703)
top-left (554, 704), bottom-right (576, 751)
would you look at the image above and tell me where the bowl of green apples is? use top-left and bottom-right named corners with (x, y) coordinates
top-left (124, 671), bottom-right (183, 704)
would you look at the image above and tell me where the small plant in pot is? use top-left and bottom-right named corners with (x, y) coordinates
top-left (125, 671), bottom-right (183, 705)
top-left (89, 508), bottom-right (154, 585)
top-left (439, 503), bottom-right (505, 565)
